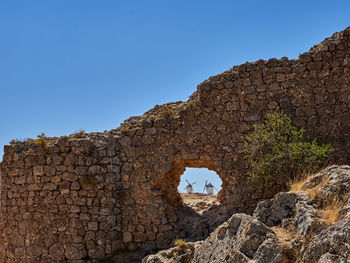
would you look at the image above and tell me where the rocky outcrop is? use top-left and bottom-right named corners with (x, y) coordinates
top-left (143, 213), bottom-right (286, 263)
top-left (192, 214), bottom-right (282, 263)
top-left (143, 165), bottom-right (350, 263)
top-left (301, 214), bottom-right (350, 262)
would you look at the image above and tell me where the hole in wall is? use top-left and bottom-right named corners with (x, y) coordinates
top-left (156, 160), bottom-right (231, 242)
top-left (155, 159), bottom-right (225, 211)
top-left (177, 167), bottom-right (222, 214)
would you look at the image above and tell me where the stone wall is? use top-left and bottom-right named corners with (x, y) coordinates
top-left (0, 134), bottom-right (123, 262)
top-left (0, 26), bottom-right (350, 262)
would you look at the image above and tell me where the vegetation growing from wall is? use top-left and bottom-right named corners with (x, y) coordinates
top-left (243, 110), bottom-right (334, 187)
top-left (33, 132), bottom-right (48, 148)
top-left (174, 239), bottom-right (188, 250)
top-left (10, 133), bottom-right (49, 148)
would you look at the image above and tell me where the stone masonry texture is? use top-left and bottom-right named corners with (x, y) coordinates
top-left (0, 26), bottom-right (350, 262)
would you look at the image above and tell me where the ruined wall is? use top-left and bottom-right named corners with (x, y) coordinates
top-left (0, 135), bottom-right (123, 262)
top-left (0, 27), bottom-right (350, 262)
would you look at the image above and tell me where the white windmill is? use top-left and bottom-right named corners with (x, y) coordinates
top-left (203, 181), bottom-right (219, 195)
top-left (184, 179), bottom-right (196, 194)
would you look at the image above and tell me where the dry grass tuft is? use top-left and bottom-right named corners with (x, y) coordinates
top-left (71, 129), bottom-right (86, 138)
top-left (158, 105), bottom-right (179, 118)
top-left (305, 187), bottom-right (322, 201)
top-left (303, 177), bottom-right (329, 202)
top-left (288, 172), bottom-right (329, 200)
top-left (288, 174), bottom-right (312, 193)
top-left (272, 226), bottom-right (301, 247)
top-left (318, 197), bottom-right (343, 225)
top-left (272, 226), bottom-right (303, 262)
top-left (289, 171), bottom-right (346, 225)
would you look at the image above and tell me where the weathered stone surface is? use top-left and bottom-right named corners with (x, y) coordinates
top-left (142, 242), bottom-right (199, 263)
top-left (190, 214), bottom-right (278, 262)
top-left (49, 243), bottom-right (65, 260)
top-left (144, 214), bottom-right (283, 263)
top-left (65, 244), bottom-right (88, 260)
top-left (293, 194), bottom-right (319, 235)
top-left (301, 214), bottom-right (350, 262)
top-left (253, 192), bottom-right (297, 226)
top-left (318, 253), bottom-right (350, 263)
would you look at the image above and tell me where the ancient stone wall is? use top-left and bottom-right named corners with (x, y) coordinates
top-left (0, 134), bottom-right (123, 262)
top-left (0, 27), bottom-right (350, 262)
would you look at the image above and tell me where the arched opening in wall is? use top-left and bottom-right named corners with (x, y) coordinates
top-left (155, 159), bottom-right (232, 241)
top-left (177, 168), bottom-right (222, 213)
top-left (155, 159), bottom-right (227, 214)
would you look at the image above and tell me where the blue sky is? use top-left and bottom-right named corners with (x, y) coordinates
top-left (1, 1), bottom-right (349, 193)
top-left (178, 168), bottom-right (222, 194)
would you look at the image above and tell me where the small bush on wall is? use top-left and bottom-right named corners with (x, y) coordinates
top-left (242, 110), bottom-right (334, 187)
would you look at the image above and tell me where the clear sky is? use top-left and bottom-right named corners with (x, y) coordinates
top-left (178, 168), bottom-right (222, 194)
top-left (1, 1), bottom-right (349, 192)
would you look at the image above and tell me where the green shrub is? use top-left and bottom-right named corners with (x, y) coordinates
top-left (9, 133), bottom-right (55, 149)
top-left (174, 238), bottom-right (187, 249)
top-left (34, 133), bottom-right (48, 149)
top-left (242, 110), bottom-right (334, 187)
